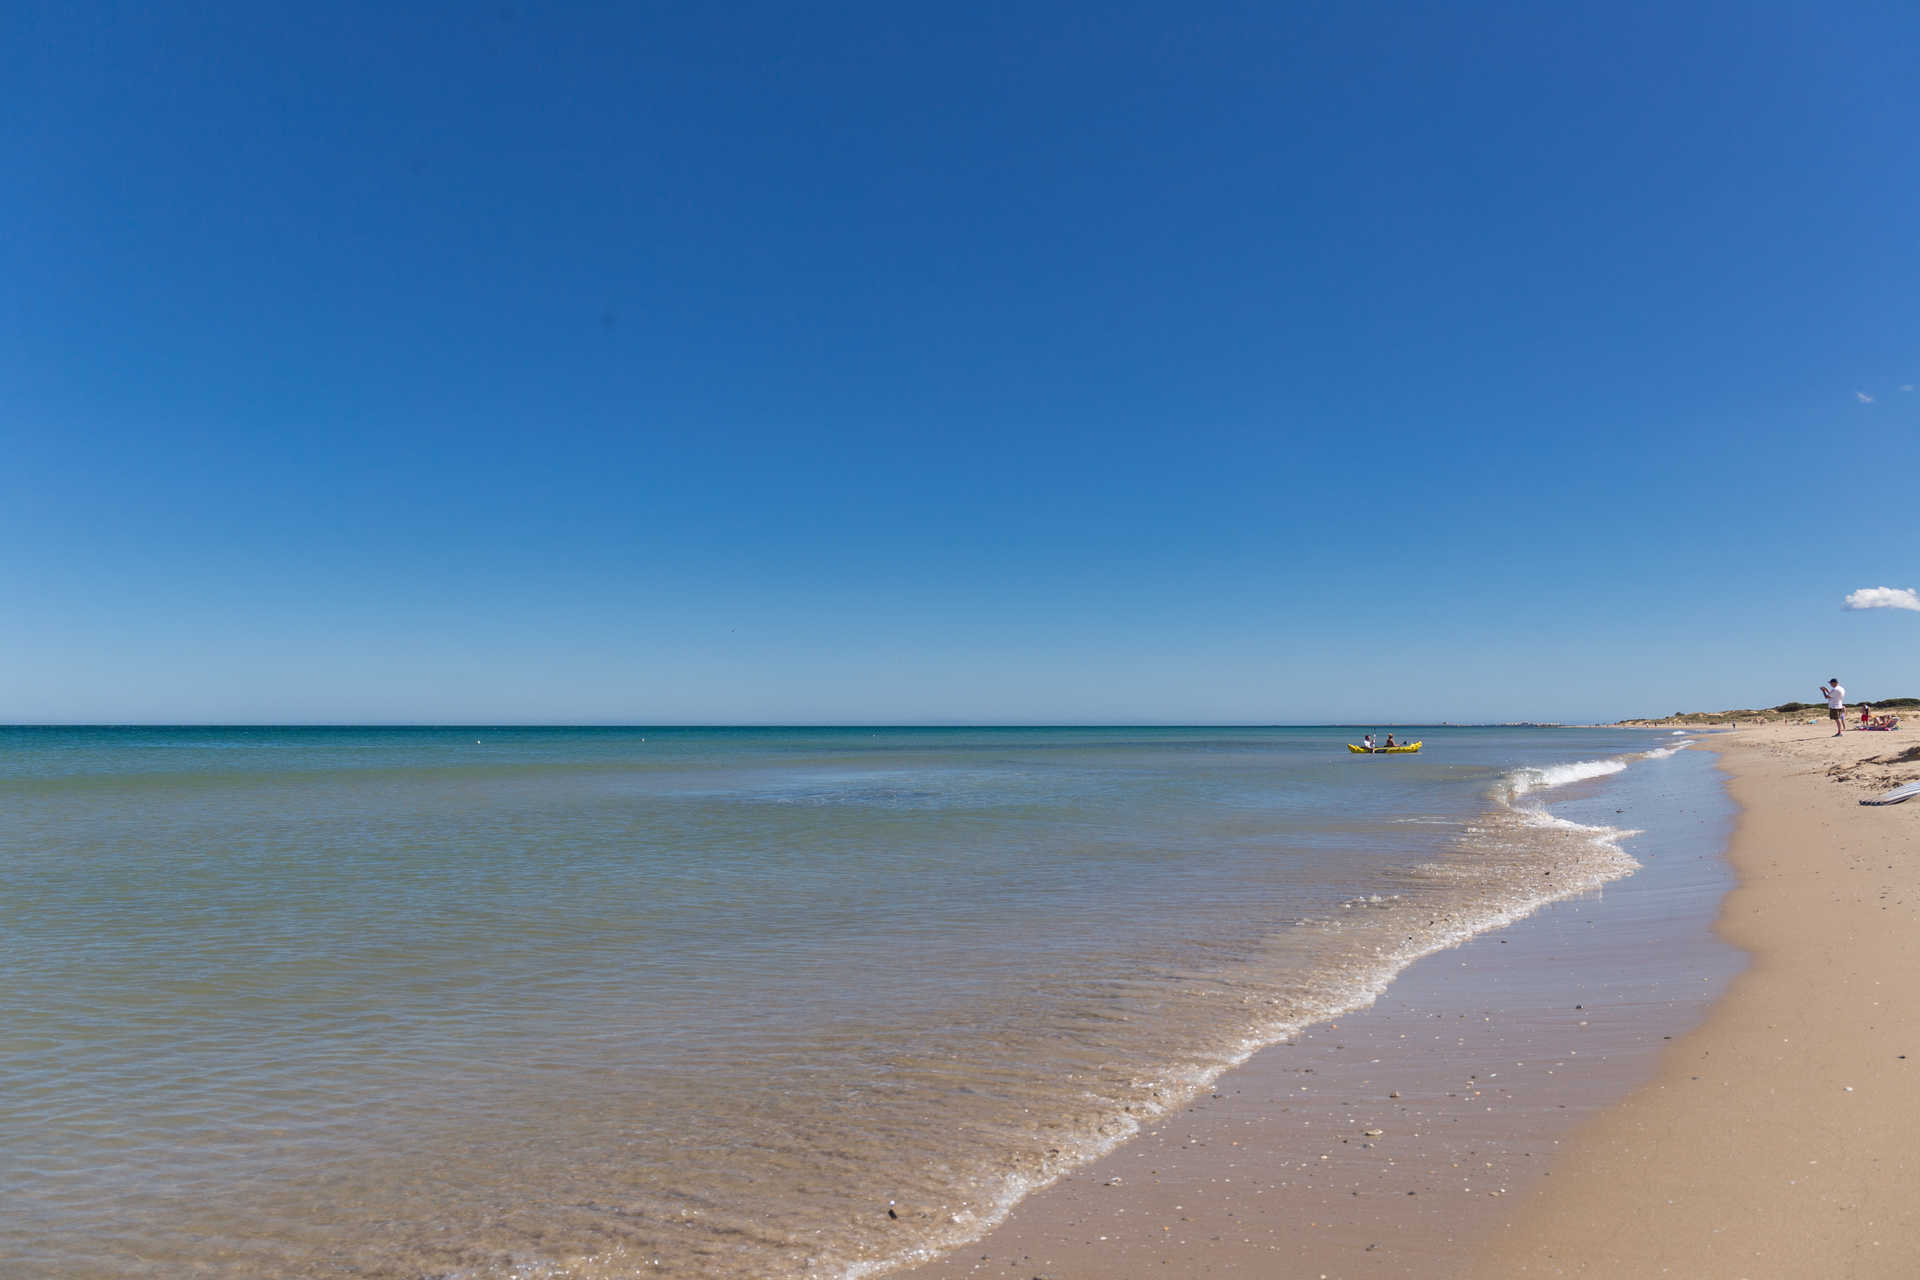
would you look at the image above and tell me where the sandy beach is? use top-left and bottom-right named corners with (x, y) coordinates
top-left (901, 722), bottom-right (1920, 1279)
top-left (1486, 721), bottom-right (1920, 1277)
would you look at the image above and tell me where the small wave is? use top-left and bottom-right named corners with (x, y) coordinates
top-left (1640, 742), bottom-right (1692, 760)
top-left (1338, 893), bottom-right (1405, 909)
top-left (1509, 758), bottom-right (1628, 797)
top-left (851, 742), bottom-right (1666, 1280)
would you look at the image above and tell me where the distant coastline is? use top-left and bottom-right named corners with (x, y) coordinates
top-left (1615, 695), bottom-right (1919, 728)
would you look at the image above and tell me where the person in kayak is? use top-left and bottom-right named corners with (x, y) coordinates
top-left (1384, 732), bottom-right (1397, 748)
top-left (1363, 733), bottom-right (1376, 751)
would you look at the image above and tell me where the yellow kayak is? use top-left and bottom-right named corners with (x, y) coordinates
top-left (1348, 741), bottom-right (1422, 754)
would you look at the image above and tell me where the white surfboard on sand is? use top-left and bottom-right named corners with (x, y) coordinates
top-left (1860, 781), bottom-right (1920, 807)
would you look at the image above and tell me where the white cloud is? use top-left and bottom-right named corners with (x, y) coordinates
top-left (1856, 391), bottom-right (1876, 403)
top-left (1904, 385), bottom-right (1915, 392)
top-left (1844, 586), bottom-right (1920, 612)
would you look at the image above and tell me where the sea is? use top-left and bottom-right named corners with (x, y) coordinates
top-left (0, 724), bottom-right (1722, 1280)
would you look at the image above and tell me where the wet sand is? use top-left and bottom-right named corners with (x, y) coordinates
top-left (898, 741), bottom-right (1745, 1279)
top-left (899, 724), bottom-right (1920, 1279)
top-left (1484, 721), bottom-right (1920, 1276)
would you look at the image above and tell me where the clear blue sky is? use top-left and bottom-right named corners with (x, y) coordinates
top-left (6, 1), bottom-right (1917, 724)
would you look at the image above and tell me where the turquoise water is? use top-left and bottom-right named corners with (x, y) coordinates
top-left (0, 726), bottom-right (1708, 1278)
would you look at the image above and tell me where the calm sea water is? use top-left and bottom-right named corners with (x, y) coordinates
top-left (0, 725), bottom-right (1710, 1279)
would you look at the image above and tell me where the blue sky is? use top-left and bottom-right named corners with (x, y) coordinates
top-left (5, 1), bottom-right (1917, 724)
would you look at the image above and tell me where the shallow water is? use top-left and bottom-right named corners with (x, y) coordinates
top-left (0, 726), bottom-right (1710, 1278)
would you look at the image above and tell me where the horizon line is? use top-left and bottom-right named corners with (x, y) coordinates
top-left (0, 720), bottom-right (1587, 730)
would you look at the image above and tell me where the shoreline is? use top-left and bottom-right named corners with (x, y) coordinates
top-left (899, 725), bottom-right (1920, 1279)
top-left (1481, 722), bottom-right (1920, 1275)
top-left (895, 737), bottom-right (1743, 1279)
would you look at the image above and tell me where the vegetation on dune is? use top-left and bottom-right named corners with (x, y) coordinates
top-left (1623, 696), bottom-right (1919, 726)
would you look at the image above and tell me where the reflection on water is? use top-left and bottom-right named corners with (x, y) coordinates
top-left (0, 726), bottom-right (1704, 1278)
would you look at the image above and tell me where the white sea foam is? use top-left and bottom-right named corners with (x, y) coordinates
top-left (858, 758), bottom-right (1663, 1280)
top-left (851, 738), bottom-right (1684, 1280)
top-left (1509, 758), bottom-right (1628, 797)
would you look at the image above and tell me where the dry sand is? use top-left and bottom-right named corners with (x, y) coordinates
top-left (898, 723), bottom-right (1920, 1279)
top-left (1484, 721), bottom-right (1920, 1277)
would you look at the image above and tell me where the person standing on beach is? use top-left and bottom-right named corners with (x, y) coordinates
top-left (1821, 678), bottom-right (1846, 736)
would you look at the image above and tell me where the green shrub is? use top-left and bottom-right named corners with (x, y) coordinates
top-left (1773, 701), bottom-right (1817, 713)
